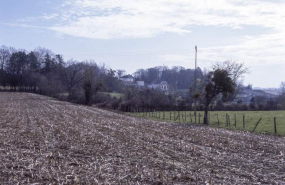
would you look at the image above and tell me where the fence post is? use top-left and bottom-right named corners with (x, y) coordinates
top-left (243, 115), bottom-right (245, 129)
top-left (170, 112), bottom-right (172, 121)
top-left (198, 113), bottom-right (201, 124)
top-left (274, 117), bottom-right (277, 134)
top-left (216, 114), bottom-right (219, 126)
top-left (163, 110), bottom-right (165, 120)
top-left (234, 114), bottom-right (237, 128)
top-left (190, 113), bottom-right (193, 123)
top-left (227, 114), bottom-right (231, 126)
top-left (226, 114), bottom-right (228, 126)
top-left (253, 118), bottom-right (262, 133)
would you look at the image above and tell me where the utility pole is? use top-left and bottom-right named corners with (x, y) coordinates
top-left (194, 45), bottom-right (197, 123)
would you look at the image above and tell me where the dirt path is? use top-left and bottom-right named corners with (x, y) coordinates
top-left (0, 92), bottom-right (284, 184)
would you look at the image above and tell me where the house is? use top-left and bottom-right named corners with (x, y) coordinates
top-left (136, 81), bottom-right (145, 87)
top-left (120, 75), bottom-right (135, 82)
top-left (148, 80), bottom-right (169, 91)
top-left (119, 75), bottom-right (145, 88)
top-left (234, 89), bottom-right (280, 103)
top-left (234, 94), bottom-right (253, 103)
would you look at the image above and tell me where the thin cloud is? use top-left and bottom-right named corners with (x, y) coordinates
top-left (160, 32), bottom-right (285, 67)
top-left (46, 0), bottom-right (285, 39)
top-left (5, 0), bottom-right (285, 67)
top-left (0, 22), bottom-right (48, 29)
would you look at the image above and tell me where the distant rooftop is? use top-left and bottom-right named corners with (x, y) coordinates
top-left (121, 75), bottom-right (134, 78)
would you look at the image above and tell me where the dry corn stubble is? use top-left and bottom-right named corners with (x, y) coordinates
top-left (0, 92), bottom-right (284, 184)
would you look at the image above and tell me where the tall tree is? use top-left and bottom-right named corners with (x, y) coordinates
top-left (0, 46), bottom-right (11, 89)
top-left (202, 61), bottom-right (249, 124)
top-left (63, 61), bottom-right (85, 99)
top-left (82, 63), bottom-right (101, 104)
top-left (203, 69), bottom-right (236, 124)
top-left (6, 51), bottom-right (29, 90)
top-left (117, 69), bottom-right (126, 78)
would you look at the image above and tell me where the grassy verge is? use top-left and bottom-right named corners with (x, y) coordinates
top-left (101, 92), bottom-right (123, 99)
top-left (132, 110), bottom-right (285, 136)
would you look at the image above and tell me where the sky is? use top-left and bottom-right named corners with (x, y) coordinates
top-left (0, 0), bottom-right (285, 88)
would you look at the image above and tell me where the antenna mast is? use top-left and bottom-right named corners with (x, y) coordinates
top-left (194, 45), bottom-right (197, 123)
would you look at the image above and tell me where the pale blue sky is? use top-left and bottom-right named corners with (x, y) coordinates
top-left (1, 0), bottom-right (285, 88)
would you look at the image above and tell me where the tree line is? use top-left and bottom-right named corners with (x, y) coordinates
top-left (0, 45), bottom-right (195, 110)
top-left (1, 45), bottom-right (284, 120)
top-left (0, 45), bottom-right (121, 104)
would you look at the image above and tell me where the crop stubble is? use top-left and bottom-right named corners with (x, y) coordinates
top-left (0, 93), bottom-right (284, 184)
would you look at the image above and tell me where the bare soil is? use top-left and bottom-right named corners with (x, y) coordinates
top-left (0, 92), bottom-right (284, 184)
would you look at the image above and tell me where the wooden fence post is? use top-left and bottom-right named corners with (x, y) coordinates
top-left (228, 115), bottom-right (231, 126)
top-left (234, 114), bottom-right (237, 128)
top-left (253, 118), bottom-right (262, 133)
top-left (163, 110), bottom-right (165, 120)
top-left (190, 113), bottom-right (193, 123)
top-left (274, 117), bottom-right (277, 134)
top-left (216, 114), bottom-right (219, 126)
top-left (226, 114), bottom-right (228, 126)
top-left (243, 115), bottom-right (245, 129)
top-left (198, 113), bottom-right (201, 124)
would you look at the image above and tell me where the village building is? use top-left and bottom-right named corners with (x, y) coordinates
top-left (234, 89), bottom-right (281, 103)
top-left (148, 80), bottom-right (169, 91)
top-left (119, 75), bottom-right (145, 88)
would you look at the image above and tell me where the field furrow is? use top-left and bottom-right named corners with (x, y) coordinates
top-left (0, 92), bottom-right (284, 184)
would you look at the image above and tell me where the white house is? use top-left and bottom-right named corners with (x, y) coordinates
top-left (136, 81), bottom-right (145, 87)
top-left (119, 75), bottom-right (134, 82)
top-left (148, 80), bottom-right (169, 91)
top-left (119, 75), bottom-right (145, 88)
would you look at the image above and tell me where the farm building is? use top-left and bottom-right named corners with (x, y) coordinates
top-left (148, 80), bottom-right (169, 91)
top-left (119, 75), bottom-right (145, 88)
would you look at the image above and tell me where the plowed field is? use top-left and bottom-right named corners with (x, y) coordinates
top-left (0, 93), bottom-right (284, 184)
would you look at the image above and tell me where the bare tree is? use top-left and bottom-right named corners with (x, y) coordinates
top-left (63, 60), bottom-right (85, 99)
top-left (117, 69), bottom-right (126, 78)
top-left (82, 63), bottom-right (101, 105)
top-left (202, 61), bottom-right (249, 124)
top-left (212, 61), bottom-right (250, 84)
top-left (0, 46), bottom-right (13, 90)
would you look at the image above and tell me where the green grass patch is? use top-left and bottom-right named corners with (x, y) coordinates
top-left (132, 110), bottom-right (285, 136)
top-left (101, 92), bottom-right (123, 99)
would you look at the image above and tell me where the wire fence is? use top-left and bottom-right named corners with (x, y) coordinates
top-left (132, 110), bottom-right (285, 136)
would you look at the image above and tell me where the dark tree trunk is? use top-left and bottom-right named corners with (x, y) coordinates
top-left (204, 106), bottom-right (209, 125)
top-left (84, 81), bottom-right (92, 105)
